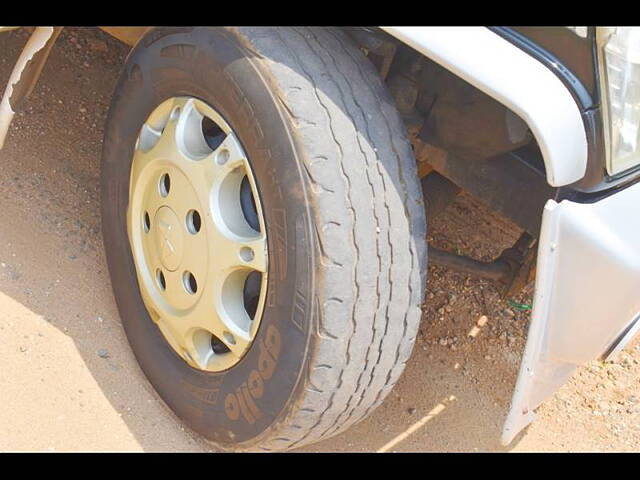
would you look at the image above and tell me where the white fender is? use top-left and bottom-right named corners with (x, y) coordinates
top-left (381, 26), bottom-right (588, 187)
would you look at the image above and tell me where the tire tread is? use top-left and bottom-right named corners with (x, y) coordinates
top-left (230, 27), bottom-right (426, 451)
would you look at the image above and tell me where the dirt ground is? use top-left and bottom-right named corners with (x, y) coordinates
top-left (0, 27), bottom-right (638, 453)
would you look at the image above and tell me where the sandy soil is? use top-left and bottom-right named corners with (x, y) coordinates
top-left (0, 27), bottom-right (638, 452)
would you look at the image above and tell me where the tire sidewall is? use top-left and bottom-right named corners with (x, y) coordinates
top-left (101, 27), bottom-right (314, 447)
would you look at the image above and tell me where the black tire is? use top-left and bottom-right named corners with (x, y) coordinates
top-left (101, 26), bottom-right (427, 451)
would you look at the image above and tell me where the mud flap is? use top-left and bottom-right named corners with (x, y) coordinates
top-left (502, 181), bottom-right (640, 445)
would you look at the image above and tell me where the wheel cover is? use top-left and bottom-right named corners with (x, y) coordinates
top-left (127, 97), bottom-right (268, 372)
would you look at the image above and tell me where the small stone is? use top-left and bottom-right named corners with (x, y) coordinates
top-left (87, 37), bottom-right (108, 53)
top-left (19, 346), bottom-right (28, 353)
top-left (97, 349), bottom-right (110, 359)
top-left (407, 407), bottom-right (416, 415)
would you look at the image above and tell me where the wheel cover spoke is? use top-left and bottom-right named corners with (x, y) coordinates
top-left (127, 97), bottom-right (268, 372)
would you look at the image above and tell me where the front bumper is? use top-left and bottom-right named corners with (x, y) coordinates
top-left (502, 180), bottom-right (640, 444)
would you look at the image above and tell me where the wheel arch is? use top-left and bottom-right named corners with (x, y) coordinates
top-left (380, 26), bottom-right (589, 188)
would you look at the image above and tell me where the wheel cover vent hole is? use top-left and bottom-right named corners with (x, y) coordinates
top-left (240, 175), bottom-right (260, 232)
top-left (243, 271), bottom-right (262, 320)
top-left (183, 271), bottom-right (197, 294)
top-left (211, 333), bottom-right (231, 354)
top-left (143, 211), bottom-right (150, 233)
top-left (156, 269), bottom-right (166, 291)
top-left (159, 173), bottom-right (171, 197)
top-left (186, 210), bottom-right (201, 234)
top-left (202, 116), bottom-right (225, 151)
top-left (218, 171), bottom-right (261, 237)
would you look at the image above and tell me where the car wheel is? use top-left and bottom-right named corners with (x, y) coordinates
top-left (101, 26), bottom-right (427, 451)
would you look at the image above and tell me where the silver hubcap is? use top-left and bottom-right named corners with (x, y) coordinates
top-left (127, 97), bottom-right (268, 372)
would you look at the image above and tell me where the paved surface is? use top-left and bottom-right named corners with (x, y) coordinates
top-left (0, 27), bottom-right (638, 452)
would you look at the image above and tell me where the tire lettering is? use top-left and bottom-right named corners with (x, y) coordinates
top-left (264, 324), bottom-right (281, 359)
top-left (241, 384), bottom-right (262, 421)
top-left (248, 369), bottom-right (264, 398)
top-left (224, 325), bottom-right (282, 423)
top-left (235, 386), bottom-right (256, 424)
top-left (257, 340), bottom-right (277, 380)
top-left (224, 392), bottom-right (240, 420)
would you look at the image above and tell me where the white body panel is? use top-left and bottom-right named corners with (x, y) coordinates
top-left (381, 26), bottom-right (588, 187)
top-left (501, 182), bottom-right (640, 444)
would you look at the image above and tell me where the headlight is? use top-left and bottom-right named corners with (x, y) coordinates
top-left (597, 27), bottom-right (640, 176)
